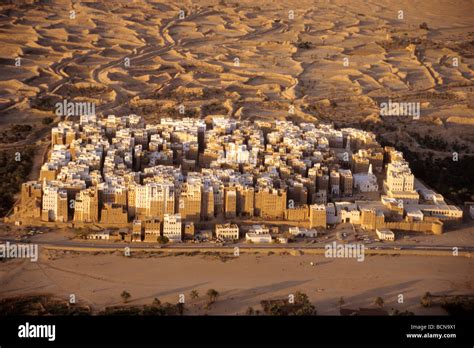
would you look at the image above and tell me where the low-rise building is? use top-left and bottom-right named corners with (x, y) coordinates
top-left (376, 228), bottom-right (395, 241)
top-left (246, 232), bottom-right (272, 243)
top-left (289, 227), bottom-right (317, 237)
top-left (406, 209), bottom-right (424, 221)
top-left (215, 223), bottom-right (239, 241)
top-left (184, 221), bottom-right (195, 240)
top-left (249, 225), bottom-right (270, 235)
top-left (87, 231), bottom-right (110, 240)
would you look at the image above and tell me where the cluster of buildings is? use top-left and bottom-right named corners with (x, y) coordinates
top-left (17, 114), bottom-right (462, 242)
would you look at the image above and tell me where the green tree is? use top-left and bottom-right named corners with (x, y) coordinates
top-left (177, 302), bottom-right (185, 316)
top-left (294, 291), bottom-right (309, 305)
top-left (293, 291), bottom-right (317, 315)
top-left (206, 289), bottom-right (219, 304)
top-left (190, 290), bottom-right (199, 300)
top-left (157, 236), bottom-right (169, 244)
top-left (245, 306), bottom-right (255, 315)
top-left (121, 291), bottom-right (131, 303)
top-left (338, 297), bottom-right (345, 308)
top-left (421, 292), bottom-right (432, 307)
top-left (374, 297), bottom-right (384, 308)
top-left (42, 117), bottom-right (54, 125)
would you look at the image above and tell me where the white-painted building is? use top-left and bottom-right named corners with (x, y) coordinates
top-left (163, 214), bottom-right (182, 242)
top-left (225, 143), bottom-right (250, 164)
top-left (407, 209), bottom-right (424, 221)
top-left (385, 161), bottom-right (414, 192)
top-left (326, 203), bottom-right (337, 224)
top-left (353, 173), bottom-right (379, 192)
top-left (41, 185), bottom-right (68, 222)
top-left (249, 225), bottom-right (270, 235)
top-left (403, 204), bottom-right (463, 221)
top-left (245, 232), bottom-right (272, 243)
top-left (289, 227), bottom-right (317, 238)
top-left (376, 229), bottom-right (395, 241)
top-left (335, 202), bottom-right (360, 224)
top-left (135, 182), bottom-right (175, 217)
top-left (88, 231), bottom-right (110, 240)
top-left (212, 117), bottom-right (237, 134)
top-left (215, 223), bottom-right (239, 241)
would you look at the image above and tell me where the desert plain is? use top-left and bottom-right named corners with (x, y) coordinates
top-left (0, 248), bottom-right (473, 315)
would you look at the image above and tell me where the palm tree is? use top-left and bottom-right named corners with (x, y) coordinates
top-left (421, 292), bottom-right (432, 307)
top-left (206, 289), bottom-right (219, 304)
top-left (294, 291), bottom-right (310, 305)
top-left (337, 297), bottom-right (345, 308)
top-left (442, 295), bottom-right (448, 306)
top-left (177, 302), bottom-right (185, 316)
top-left (121, 291), bottom-right (131, 303)
top-left (374, 297), bottom-right (384, 308)
top-left (190, 290), bottom-right (199, 300)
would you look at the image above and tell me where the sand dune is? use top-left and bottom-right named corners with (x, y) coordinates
top-left (0, 0), bottom-right (471, 149)
top-left (0, 0), bottom-right (467, 125)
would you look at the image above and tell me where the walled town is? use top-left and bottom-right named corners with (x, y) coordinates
top-left (15, 114), bottom-right (463, 243)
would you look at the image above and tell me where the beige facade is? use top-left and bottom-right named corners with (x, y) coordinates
top-left (201, 187), bottom-right (215, 220)
top-left (74, 187), bottom-right (99, 223)
top-left (178, 183), bottom-right (201, 221)
top-left (100, 203), bottom-right (128, 224)
top-left (236, 186), bottom-right (254, 217)
top-left (286, 205), bottom-right (309, 221)
top-left (224, 187), bottom-right (237, 218)
top-left (309, 204), bottom-right (327, 228)
top-left (40, 165), bottom-right (57, 181)
top-left (20, 181), bottom-right (42, 218)
top-left (254, 188), bottom-right (286, 219)
top-left (144, 218), bottom-right (161, 242)
top-left (352, 155), bottom-right (370, 174)
top-left (133, 183), bottom-right (175, 220)
top-left (360, 209), bottom-right (443, 234)
top-left (339, 170), bottom-right (353, 196)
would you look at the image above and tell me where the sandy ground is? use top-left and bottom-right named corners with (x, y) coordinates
top-left (0, 0), bottom-right (472, 127)
top-left (1, 251), bottom-right (472, 315)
